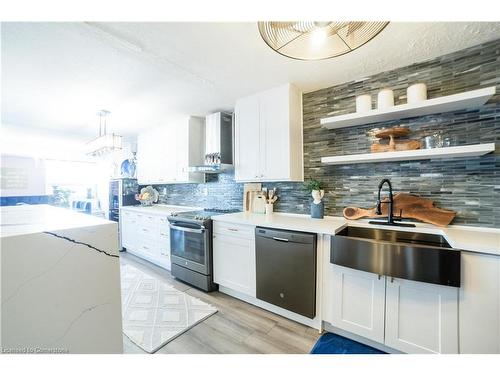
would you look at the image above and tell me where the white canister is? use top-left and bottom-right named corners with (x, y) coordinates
top-left (355, 94), bottom-right (372, 113)
top-left (407, 83), bottom-right (427, 104)
top-left (265, 203), bottom-right (274, 216)
top-left (377, 89), bottom-right (394, 110)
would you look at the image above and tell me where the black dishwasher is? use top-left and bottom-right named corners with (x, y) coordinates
top-left (255, 227), bottom-right (317, 318)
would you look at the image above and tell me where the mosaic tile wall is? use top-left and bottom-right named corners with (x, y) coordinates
top-left (156, 38), bottom-right (500, 228)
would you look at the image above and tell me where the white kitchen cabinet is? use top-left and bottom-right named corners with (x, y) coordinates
top-left (234, 83), bottom-right (303, 182)
top-left (327, 261), bottom-right (459, 353)
top-left (459, 252), bottom-right (500, 353)
top-left (234, 94), bottom-right (261, 181)
top-left (121, 210), bottom-right (138, 250)
top-left (213, 222), bottom-right (256, 297)
top-left (330, 264), bottom-right (386, 344)
top-left (137, 116), bottom-right (204, 185)
top-left (385, 278), bottom-right (458, 354)
top-left (120, 208), bottom-right (172, 270)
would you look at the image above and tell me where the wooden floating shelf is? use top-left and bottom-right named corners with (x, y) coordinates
top-left (320, 86), bottom-right (496, 129)
top-left (321, 143), bottom-right (495, 165)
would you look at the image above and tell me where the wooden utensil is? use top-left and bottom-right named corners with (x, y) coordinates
top-left (371, 139), bottom-right (421, 153)
top-left (371, 126), bottom-right (421, 153)
top-left (343, 193), bottom-right (456, 227)
top-left (243, 183), bottom-right (262, 212)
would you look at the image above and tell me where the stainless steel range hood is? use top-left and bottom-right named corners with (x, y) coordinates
top-left (188, 112), bottom-right (233, 174)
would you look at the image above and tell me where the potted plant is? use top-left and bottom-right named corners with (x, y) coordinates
top-left (306, 180), bottom-right (325, 219)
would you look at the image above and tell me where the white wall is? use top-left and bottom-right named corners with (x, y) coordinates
top-left (0, 155), bottom-right (47, 197)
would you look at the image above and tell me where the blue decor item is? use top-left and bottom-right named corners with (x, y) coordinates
top-left (121, 158), bottom-right (136, 178)
top-left (310, 333), bottom-right (386, 354)
top-left (0, 195), bottom-right (49, 206)
top-left (311, 201), bottom-right (324, 219)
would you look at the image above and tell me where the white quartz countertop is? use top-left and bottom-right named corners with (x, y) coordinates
top-left (0, 204), bottom-right (116, 238)
top-left (213, 212), bottom-right (347, 236)
top-left (213, 212), bottom-right (500, 256)
top-left (120, 204), bottom-right (200, 215)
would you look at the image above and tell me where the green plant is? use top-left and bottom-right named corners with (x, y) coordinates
top-left (305, 179), bottom-right (323, 192)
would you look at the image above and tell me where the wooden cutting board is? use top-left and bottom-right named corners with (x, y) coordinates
top-left (343, 193), bottom-right (456, 227)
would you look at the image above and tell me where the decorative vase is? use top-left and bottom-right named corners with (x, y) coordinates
top-left (407, 83), bottom-right (427, 104)
top-left (355, 94), bottom-right (372, 113)
top-left (311, 189), bottom-right (325, 219)
top-left (377, 88), bottom-right (394, 109)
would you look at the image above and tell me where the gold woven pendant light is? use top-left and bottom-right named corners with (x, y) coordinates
top-left (258, 21), bottom-right (389, 60)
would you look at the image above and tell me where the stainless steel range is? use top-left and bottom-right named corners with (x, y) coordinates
top-left (167, 208), bottom-right (239, 292)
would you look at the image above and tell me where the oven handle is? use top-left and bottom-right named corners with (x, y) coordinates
top-left (169, 224), bottom-right (205, 234)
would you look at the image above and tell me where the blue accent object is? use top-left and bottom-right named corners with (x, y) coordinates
top-left (121, 158), bottom-right (136, 178)
top-left (311, 201), bottom-right (324, 219)
top-left (0, 195), bottom-right (50, 206)
top-left (310, 333), bottom-right (386, 354)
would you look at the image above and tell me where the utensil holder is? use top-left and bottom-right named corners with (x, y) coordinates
top-left (265, 203), bottom-right (274, 216)
top-left (311, 202), bottom-right (324, 219)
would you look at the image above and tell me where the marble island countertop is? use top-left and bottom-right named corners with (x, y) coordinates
top-left (1, 204), bottom-right (123, 353)
top-left (213, 212), bottom-right (500, 256)
top-left (0, 204), bottom-right (116, 238)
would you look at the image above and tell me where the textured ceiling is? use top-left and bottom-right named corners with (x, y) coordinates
top-left (2, 22), bottom-right (500, 138)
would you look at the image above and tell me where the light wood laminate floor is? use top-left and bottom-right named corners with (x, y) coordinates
top-left (120, 252), bottom-right (320, 354)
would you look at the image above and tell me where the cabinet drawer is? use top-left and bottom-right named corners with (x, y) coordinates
top-left (158, 226), bottom-right (170, 237)
top-left (158, 232), bottom-right (170, 246)
top-left (140, 214), bottom-right (158, 227)
top-left (136, 226), bottom-right (156, 240)
top-left (213, 221), bottom-right (255, 239)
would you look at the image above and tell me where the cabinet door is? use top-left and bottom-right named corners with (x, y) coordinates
top-left (385, 278), bottom-right (458, 354)
top-left (157, 215), bottom-right (171, 270)
top-left (330, 265), bottom-right (386, 343)
top-left (259, 85), bottom-right (290, 181)
top-left (137, 131), bottom-right (155, 184)
top-left (459, 252), bottom-right (500, 353)
top-left (213, 233), bottom-right (256, 297)
top-left (121, 211), bottom-right (137, 250)
top-left (234, 95), bottom-right (261, 181)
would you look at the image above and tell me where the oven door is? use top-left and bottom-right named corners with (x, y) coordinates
top-left (169, 221), bottom-right (210, 275)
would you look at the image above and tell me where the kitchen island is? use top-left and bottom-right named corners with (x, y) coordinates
top-left (0, 205), bottom-right (123, 353)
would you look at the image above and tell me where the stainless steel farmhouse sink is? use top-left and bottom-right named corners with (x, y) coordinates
top-left (331, 226), bottom-right (461, 287)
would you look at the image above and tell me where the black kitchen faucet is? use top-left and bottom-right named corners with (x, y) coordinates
top-left (369, 178), bottom-right (415, 227)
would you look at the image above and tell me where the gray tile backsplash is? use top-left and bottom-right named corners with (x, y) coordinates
top-left (155, 38), bottom-right (500, 228)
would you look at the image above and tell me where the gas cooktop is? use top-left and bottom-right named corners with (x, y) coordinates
top-left (168, 208), bottom-right (240, 222)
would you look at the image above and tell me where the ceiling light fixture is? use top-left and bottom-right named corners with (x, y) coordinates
top-left (86, 110), bottom-right (123, 157)
top-left (258, 21), bottom-right (389, 60)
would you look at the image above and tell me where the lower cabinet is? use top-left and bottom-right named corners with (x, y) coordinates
top-left (329, 264), bottom-right (459, 353)
top-left (331, 265), bottom-right (386, 343)
top-left (213, 222), bottom-right (256, 297)
top-left (459, 252), bottom-right (500, 353)
top-left (120, 209), bottom-right (172, 270)
top-left (385, 277), bottom-right (458, 354)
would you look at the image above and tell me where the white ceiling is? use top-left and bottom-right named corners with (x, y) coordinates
top-left (2, 22), bottom-right (500, 138)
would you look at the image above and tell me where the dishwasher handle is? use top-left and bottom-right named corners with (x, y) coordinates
top-left (256, 227), bottom-right (316, 244)
top-left (272, 237), bottom-right (289, 242)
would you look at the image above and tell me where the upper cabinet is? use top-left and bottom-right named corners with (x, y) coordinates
top-left (137, 117), bottom-right (205, 185)
top-left (234, 83), bottom-right (303, 182)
